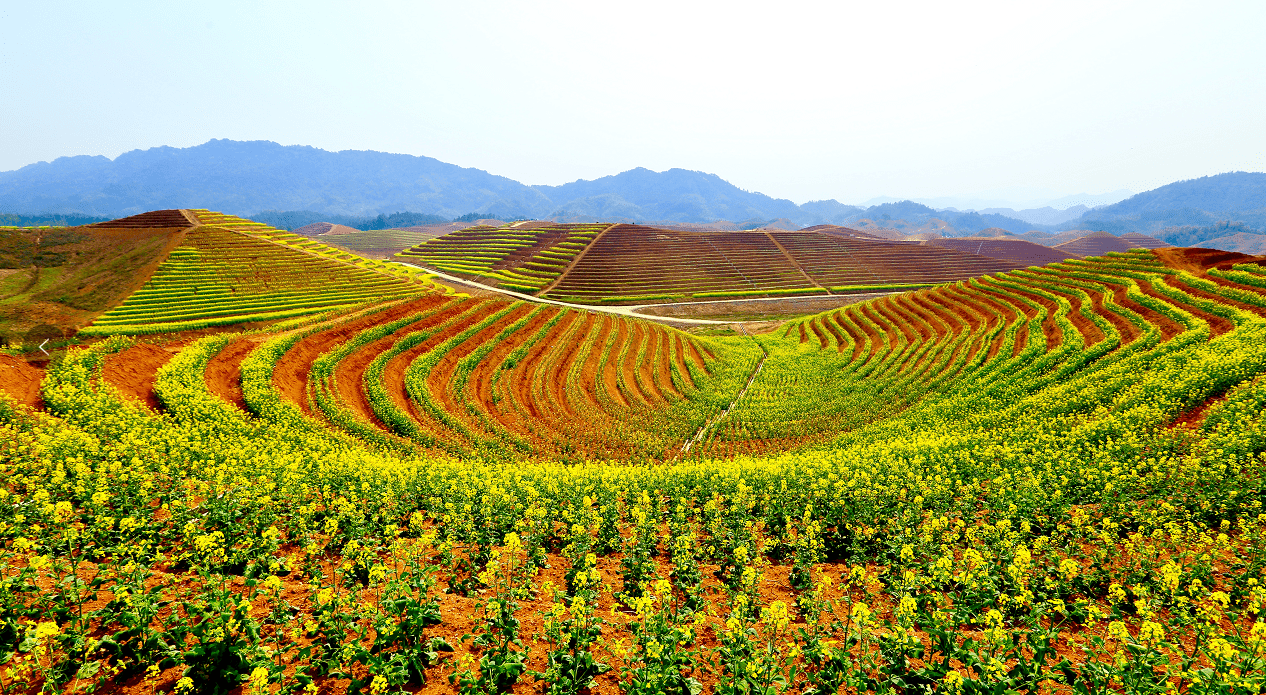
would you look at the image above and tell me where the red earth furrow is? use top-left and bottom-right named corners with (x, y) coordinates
top-left (508, 310), bottom-right (581, 423)
top-left (205, 337), bottom-right (258, 413)
top-left (684, 334), bottom-right (710, 373)
top-left (1165, 275), bottom-right (1266, 322)
top-left (808, 318), bottom-right (829, 350)
top-left (1018, 274), bottom-right (1104, 346)
top-left (542, 311), bottom-right (589, 419)
top-left (980, 279), bottom-right (1061, 351)
top-left (426, 303), bottom-right (536, 439)
top-left (1124, 275), bottom-right (1232, 338)
top-left (672, 334), bottom-right (697, 391)
top-left (1040, 275), bottom-right (1139, 346)
top-left (828, 311), bottom-right (864, 360)
top-left (471, 306), bottom-right (560, 434)
top-left (632, 322), bottom-right (662, 404)
top-left (382, 300), bottom-right (502, 443)
top-left (103, 342), bottom-right (181, 411)
top-left (948, 287), bottom-right (1010, 360)
top-left (574, 314), bottom-right (613, 412)
top-left (274, 296), bottom-right (446, 416)
top-left (620, 320), bottom-right (653, 407)
top-left (335, 299), bottom-right (468, 434)
top-left (846, 307), bottom-right (881, 363)
top-left (654, 329), bottom-right (684, 399)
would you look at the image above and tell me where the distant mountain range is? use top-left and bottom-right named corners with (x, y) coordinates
top-left (2, 140), bottom-right (1264, 254)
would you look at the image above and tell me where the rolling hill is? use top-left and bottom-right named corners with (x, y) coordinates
top-left (4, 198), bottom-right (1266, 694)
top-left (398, 223), bottom-right (1030, 303)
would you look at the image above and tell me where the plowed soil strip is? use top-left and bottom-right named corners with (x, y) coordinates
top-left (384, 301), bottom-right (503, 441)
top-left (987, 282), bottom-right (1061, 351)
top-left (655, 330), bottom-right (684, 399)
top-left (1166, 275), bottom-right (1266, 322)
top-left (275, 296), bottom-right (447, 416)
top-left (1025, 279), bottom-right (1104, 346)
top-left (574, 314), bottom-right (610, 412)
top-left (1012, 321), bottom-right (1031, 358)
top-left (540, 311), bottom-right (589, 419)
top-left (473, 307), bottom-right (560, 433)
top-left (519, 310), bottom-right (584, 421)
top-left (0, 355), bottom-right (44, 410)
top-left (103, 343), bottom-right (179, 411)
top-left (834, 310), bottom-right (867, 362)
top-left (205, 338), bottom-right (257, 413)
top-left (685, 335), bottom-right (709, 373)
top-left (604, 319), bottom-right (631, 408)
top-left (632, 322), bottom-right (661, 404)
top-left (1124, 275), bottom-right (1232, 338)
top-left (336, 300), bottom-right (468, 433)
top-left (672, 334), bottom-right (697, 391)
top-left (621, 320), bottom-right (653, 407)
top-left (808, 319), bottom-right (829, 350)
top-left (428, 303), bottom-right (535, 440)
top-left (1045, 276), bottom-right (1138, 345)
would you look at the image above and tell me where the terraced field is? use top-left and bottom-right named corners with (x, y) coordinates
top-left (7, 223), bottom-right (1266, 695)
top-left (82, 212), bottom-right (442, 336)
top-left (397, 223), bottom-right (608, 292)
top-left (198, 293), bottom-right (745, 460)
top-left (400, 223), bottom-right (1031, 304)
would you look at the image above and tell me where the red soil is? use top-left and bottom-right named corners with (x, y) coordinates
top-left (204, 338), bottom-right (257, 412)
top-left (426, 303), bottom-right (535, 440)
top-left (603, 319), bottom-right (630, 408)
top-left (273, 298), bottom-right (447, 417)
top-left (654, 330), bottom-right (683, 399)
top-left (331, 300), bottom-right (466, 434)
top-left (1153, 247), bottom-right (1254, 274)
top-left (574, 314), bottom-right (609, 412)
top-left (0, 355), bottom-right (44, 410)
top-left (672, 334), bottom-right (697, 390)
top-left (629, 322), bottom-right (658, 406)
top-left (471, 306), bottom-right (560, 432)
top-left (525, 311), bottom-right (585, 419)
top-left (807, 317), bottom-right (829, 350)
top-left (383, 301), bottom-right (503, 444)
top-left (536, 311), bottom-right (585, 419)
top-left (102, 343), bottom-right (180, 411)
top-left (1027, 279), bottom-right (1105, 347)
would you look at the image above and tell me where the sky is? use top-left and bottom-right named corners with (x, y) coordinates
top-left (2, 0), bottom-right (1264, 208)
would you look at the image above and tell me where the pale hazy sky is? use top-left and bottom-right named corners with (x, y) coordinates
top-left (2, 0), bottom-right (1263, 206)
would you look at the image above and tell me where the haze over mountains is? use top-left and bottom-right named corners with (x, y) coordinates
top-left (2, 139), bottom-right (1265, 253)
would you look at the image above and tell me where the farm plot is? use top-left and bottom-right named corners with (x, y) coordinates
top-left (6, 247), bottom-right (1266, 694)
top-left (397, 223), bottom-right (608, 293)
top-left (232, 293), bottom-right (753, 460)
top-left (82, 225), bottom-right (432, 335)
top-left (543, 225), bottom-right (820, 302)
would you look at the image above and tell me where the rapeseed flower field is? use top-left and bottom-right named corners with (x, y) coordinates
top-left (2, 246), bottom-right (1266, 694)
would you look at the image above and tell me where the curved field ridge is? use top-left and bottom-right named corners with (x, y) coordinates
top-left (82, 210), bottom-right (449, 335)
top-left (10, 246), bottom-right (1266, 695)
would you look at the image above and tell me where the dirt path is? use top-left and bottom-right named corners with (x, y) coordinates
top-left (0, 355), bottom-right (44, 410)
top-left (103, 343), bottom-right (181, 411)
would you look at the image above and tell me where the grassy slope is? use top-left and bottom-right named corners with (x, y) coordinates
top-left (0, 226), bottom-right (185, 337)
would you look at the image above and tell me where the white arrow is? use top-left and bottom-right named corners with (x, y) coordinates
top-left (39, 339), bottom-right (49, 356)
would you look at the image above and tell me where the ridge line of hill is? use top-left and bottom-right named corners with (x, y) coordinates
top-left (764, 231), bottom-right (828, 293)
top-left (538, 223), bottom-right (618, 294)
